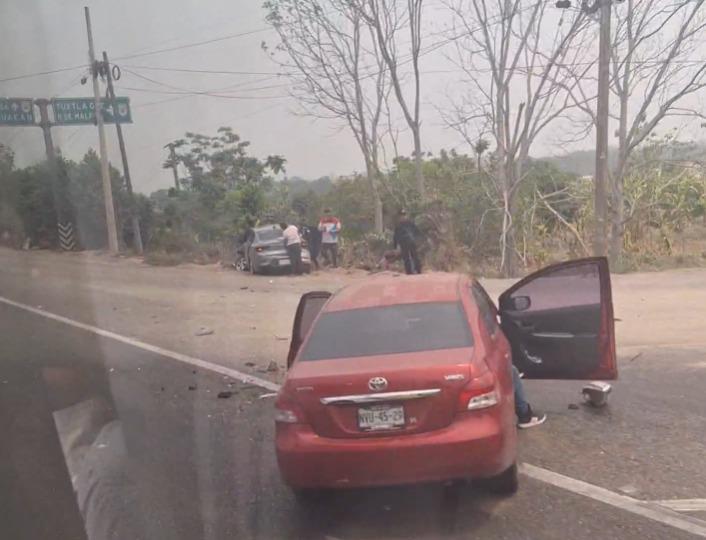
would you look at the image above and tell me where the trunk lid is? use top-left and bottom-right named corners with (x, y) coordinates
top-left (285, 347), bottom-right (478, 438)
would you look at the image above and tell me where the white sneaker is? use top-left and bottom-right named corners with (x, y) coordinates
top-left (518, 413), bottom-right (547, 429)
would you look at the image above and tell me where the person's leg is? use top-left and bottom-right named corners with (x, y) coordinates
top-left (292, 244), bottom-right (303, 275)
top-left (410, 244), bottom-right (422, 274)
top-left (321, 244), bottom-right (331, 267)
top-left (286, 245), bottom-right (296, 275)
top-left (512, 365), bottom-right (530, 419)
top-left (331, 244), bottom-right (338, 268)
top-left (512, 365), bottom-right (546, 429)
top-left (401, 245), bottom-right (413, 274)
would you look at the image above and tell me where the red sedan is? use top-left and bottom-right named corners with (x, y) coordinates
top-left (275, 258), bottom-right (617, 496)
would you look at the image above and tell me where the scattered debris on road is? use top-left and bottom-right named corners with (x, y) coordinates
top-left (568, 403), bottom-right (580, 410)
top-left (258, 392), bottom-right (277, 399)
top-left (195, 327), bottom-right (215, 336)
top-left (619, 485), bottom-right (638, 495)
top-left (274, 335), bottom-right (288, 341)
top-left (266, 361), bottom-right (279, 372)
top-left (217, 391), bottom-right (235, 399)
top-left (245, 361), bottom-right (256, 367)
top-left (188, 385), bottom-right (197, 391)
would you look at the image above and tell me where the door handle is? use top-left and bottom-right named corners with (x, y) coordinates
top-left (515, 321), bottom-right (535, 331)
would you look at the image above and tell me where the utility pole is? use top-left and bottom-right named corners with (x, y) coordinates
top-left (35, 99), bottom-right (75, 251)
top-left (85, 6), bottom-right (119, 254)
top-left (165, 143), bottom-right (181, 190)
top-left (594, 0), bottom-right (611, 257)
top-left (556, 0), bottom-right (614, 257)
top-left (102, 51), bottom-right (143, 254)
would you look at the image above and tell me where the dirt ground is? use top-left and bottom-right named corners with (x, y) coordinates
top-left (2, 247), bottom-right (706, 380)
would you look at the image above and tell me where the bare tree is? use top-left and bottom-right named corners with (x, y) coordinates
top-left (446, 0), bottom-right (591, 276)
top-left (353, 0), bottom-right (427, 200)
top-left (606, 0), bottom-right (706, 261)
top-left (264, 0), bottom-right (389, 232)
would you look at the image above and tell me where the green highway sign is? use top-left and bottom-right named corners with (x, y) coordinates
top-left (52, 97), bottom-right (132, 125)
top-left (0, 98), bottom-right (35, 126)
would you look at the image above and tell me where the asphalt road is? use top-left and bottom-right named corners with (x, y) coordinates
top-left (1, 251), bottom-right (706, 539)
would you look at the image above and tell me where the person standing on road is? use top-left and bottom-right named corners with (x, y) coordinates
top-left (393, 209), bottom-right (422, 275)
top-left (301, 224), bottom-right (322, 271)
top-left (318, 209), bottom-right (341, 268)
top-left (280, 222), bottom-right (303, 275)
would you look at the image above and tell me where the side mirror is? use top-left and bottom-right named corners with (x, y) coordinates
top-left (501, 295), bottom-right (531, 312)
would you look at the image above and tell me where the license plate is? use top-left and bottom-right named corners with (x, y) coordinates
top-left (358, 405), bottom-right (405, 431)
top-left (277, 259), bottom-right (289, 266)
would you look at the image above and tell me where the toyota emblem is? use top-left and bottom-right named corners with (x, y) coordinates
top-left (368, 377), bottom-right (388, 392)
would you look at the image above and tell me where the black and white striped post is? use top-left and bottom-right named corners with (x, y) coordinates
top-left (35, 99), bottom-right (76, 251)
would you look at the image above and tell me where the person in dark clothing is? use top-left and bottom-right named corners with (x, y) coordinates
top-left (301, 225), bottom-right (322, 270)
top-left (393, 209), bottom-right (422, 275)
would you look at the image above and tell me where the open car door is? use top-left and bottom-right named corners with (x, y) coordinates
top-left (287, 291), bottom-right (331, 368)
top-left (498, 257), bottom-right (617, 380)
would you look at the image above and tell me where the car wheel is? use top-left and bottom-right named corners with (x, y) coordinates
top-left (234, 256), bottom-right (248, 272)
top-left (481, 463), bottom-right (518, 495)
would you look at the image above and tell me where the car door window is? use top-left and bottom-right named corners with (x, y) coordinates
top-left (287, 291), bottom-right (331, 367)
top-left (506, 263), bottom-right (600, 313)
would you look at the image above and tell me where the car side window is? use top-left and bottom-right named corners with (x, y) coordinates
top-left (471, 282), bottom-right (499, 337)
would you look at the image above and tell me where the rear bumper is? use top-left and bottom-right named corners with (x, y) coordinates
top-left (253, 251), bottom-right (311, 271)
top-left (276, 410), bottom-right (516, 489)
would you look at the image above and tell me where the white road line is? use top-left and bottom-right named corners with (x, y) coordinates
top-left (0, 295), bottom-right (280, 393)
top-left (522, 464), bottom-right (706, 538)
top-left (656, 500), bottom-right (706, 513)
top-left (4, 294), bottom-right (706, 537)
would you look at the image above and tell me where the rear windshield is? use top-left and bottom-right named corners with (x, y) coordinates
top-left (256, 228), bottom-right (282, 242)
top-left (300, 302), bottom-right (473, 361)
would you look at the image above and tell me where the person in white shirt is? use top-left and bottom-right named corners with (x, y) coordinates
top-left (280, 222), bottom-right (303, 275)
top-left (318, 208), bottom-right (342, 268)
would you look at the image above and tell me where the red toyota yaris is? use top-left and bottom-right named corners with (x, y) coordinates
top-left (275, 258), bottom-right (617, 496)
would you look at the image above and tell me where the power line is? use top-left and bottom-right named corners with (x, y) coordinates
top-left (0, 27), bottom-right (271, 85)
top-left (122, 65), bottom-right (281, 76)
top-left (122, 68), bottom-right (282, 94)
top-left (0, 64), bottom-right (86, 84)
top-left (121, 86), bottom-right (288, 100)
top-left (112, 28), bottom-right (272, 61)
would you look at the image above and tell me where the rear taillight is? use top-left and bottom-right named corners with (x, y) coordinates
top-left (255, 246), bottom-right (267, 253)
top-left (457, 369), bottom-right (499, 412)
top-left (275, 396), bottom-right (304, 424)
top-left (274, 409), bottom-right (300, 423)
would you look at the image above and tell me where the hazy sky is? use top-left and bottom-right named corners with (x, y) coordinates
top-left (1, 1), bottom-right (703, 194)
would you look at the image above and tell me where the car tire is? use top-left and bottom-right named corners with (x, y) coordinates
top-left (234, 256), bottom-right (248, 272)
top-left (481, 463), bottom-right (518, 495)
